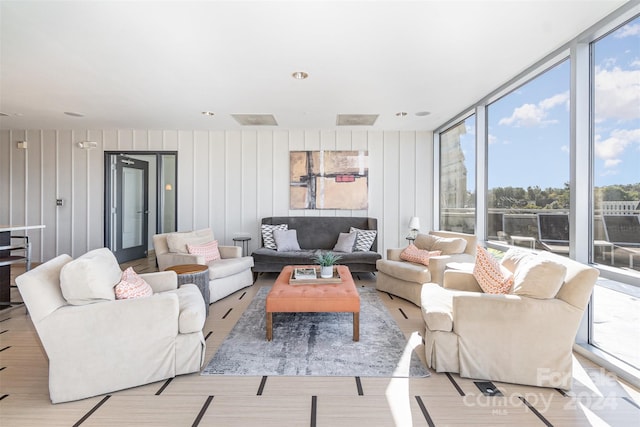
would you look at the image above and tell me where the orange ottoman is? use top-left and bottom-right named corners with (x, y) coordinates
top-left (266, 265), bottom-right (360, 341)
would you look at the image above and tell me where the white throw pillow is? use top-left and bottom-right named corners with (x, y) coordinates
top-left (512, 256), bottom-right (567, 299)
top-left (273, 229), bottom-right (301, 252)
top-left (333, 232), bottom-right (357, 253)
top-left (60, 248), bottom-right (122, 305)
top-left (166, 228), bottom-right (214, 254)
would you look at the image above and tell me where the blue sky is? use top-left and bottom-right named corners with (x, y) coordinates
top-left (459, 16), bottom-right (639, 191)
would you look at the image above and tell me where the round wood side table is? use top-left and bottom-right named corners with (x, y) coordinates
top-left (165, 264), bottom-right (210, 316)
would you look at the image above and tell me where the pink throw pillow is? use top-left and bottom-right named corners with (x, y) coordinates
top-left (473, 246), bottom-right (514, 294)
top-left (115, 267), bottom-right (153, 300)
top-left (187, 240), bottom-right (221, 262)
top-left (400, 243), bottom-right (442, 266)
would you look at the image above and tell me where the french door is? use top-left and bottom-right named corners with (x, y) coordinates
top-left (106, 155), bottom-right (149, 263)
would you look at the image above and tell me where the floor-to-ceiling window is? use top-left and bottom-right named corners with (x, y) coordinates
top-left (590, 15), bottom-right (640, 369)
top-left (439, 116), bottom-right (476, 234)
top-left (487, 60), bottom-right (571, 250)
top-left (434, 7), bottom-right (640, 381)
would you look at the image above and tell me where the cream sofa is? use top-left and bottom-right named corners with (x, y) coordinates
top-left (15, 248), bottom-right (206, 403)
top-left (153, 228), bottom-right (254, 303)
top-left (420, 250), bottom-right (598, 390)
top-left (375, 230), bottom-right (477, 305)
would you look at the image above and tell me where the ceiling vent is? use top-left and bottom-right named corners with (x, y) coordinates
top-left (231, 114), bottom-right (278, 126)
top-left (336, 114), bottom-right (379, 126)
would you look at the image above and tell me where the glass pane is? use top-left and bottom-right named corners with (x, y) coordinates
top-left (122, 167), bottom-right (143, 249)
top-left (440, 116), bottom-right (476, 234)
top-left (590, 15), bottom-right (640, 369)
top-left (592, 15), bottom-right (640, 271)
top-left (487, 60), bottom-right (570, 252)
top-left (161, 154), bottom-right (177, 233)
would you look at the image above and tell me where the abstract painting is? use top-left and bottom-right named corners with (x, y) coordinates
top-left (290, 151), bottom-right (368, 210)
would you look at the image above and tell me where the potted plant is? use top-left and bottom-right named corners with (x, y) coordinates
top-left (313, 252), bottom-right (342, 278)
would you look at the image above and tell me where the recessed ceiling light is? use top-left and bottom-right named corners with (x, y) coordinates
top-left (201, 111), bottom-right (215, 116)
top-left (291, 71), bottom-right (309, 80)
top-left (64, 111), bottom-right (85, 117)
top-left (415, 111), bottom-right (431, 117)
top-left (395, 112), bottom-right (408, 117)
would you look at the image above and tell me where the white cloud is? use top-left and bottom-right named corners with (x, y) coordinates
top-left (561, 145), bottom-right (569, 153)
top-left (594, 128), bottom-right (640, 168)
top-left (614, 23), bottom-right (640, 38)
top-left (488, 134), bottom-right (497, 145)
top-left (498, 91), bottom-right (569, 127)
top-left (594, 67), bottom-right (640, 122)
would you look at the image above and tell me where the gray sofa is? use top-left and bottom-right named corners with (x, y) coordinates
top-left (251, 216), bottom-right (382, 273)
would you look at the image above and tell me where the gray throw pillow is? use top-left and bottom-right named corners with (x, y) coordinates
top-left (273, 229), bottom-right (301, 252)
top-left (333, 232), bottom-right (357, 253)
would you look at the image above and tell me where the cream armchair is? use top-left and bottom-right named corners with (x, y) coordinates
top-left (376, 230), bottom-right (477, 305)
top-left (153, 228), bottom-right (254, 303)
top-left (420, 250), bottom-right (598, 390)
top-left (16, 248), bottom-right (206, 403)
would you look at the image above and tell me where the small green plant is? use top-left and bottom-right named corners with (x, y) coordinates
top-left (313, 252), bottom-right (342, 267)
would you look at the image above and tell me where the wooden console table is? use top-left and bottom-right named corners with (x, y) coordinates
top-left (0, 225), bottom-right (45, 307)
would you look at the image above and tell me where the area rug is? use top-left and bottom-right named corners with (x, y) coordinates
top-left (201, 286), bottom-right (429, 377)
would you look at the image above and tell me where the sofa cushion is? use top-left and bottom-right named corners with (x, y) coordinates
top-left (473, 246), bottom-right (514, 294)
top-left (208, 256), bottom-right (255, 280)
top-left (187, 240), bottom-right (221, 262)
top-left (512, 256), bottom-right (567, 299)
top-left (350, 227), bottom-right (377, 251)
top-left (377, 259), bottom-right (431, 284)
top-left (166, 228), bottom-right (214, 254)
top-left (115, 267), bottom-right (153, 300)
top-left (415, 233), bottom-right (467, 255)
top-left (400, 243), bottom-right (442, 266)
top-left (333, 232), bottom-right (357, 253)
top-left (168, 284), bottom-right (205, 333)
top-left (420, 283), bottom-right (454, 332)
top-left (60, 248), bottom-right (122, 305)
top-left (500, 247), bottom-right (534, 274)
top-left (274, 229), bottom-right (301, 252)
top-left (261, 224), bottom-right (288, 249)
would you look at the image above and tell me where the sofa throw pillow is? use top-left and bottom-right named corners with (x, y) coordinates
top-left (400, 244), bottom-right (442, 266)
top-left (166, 228), bottom-right (215, 254)
top-left (115, 267), bottom-right (153, 300)
top-left (415, 233), bottom-right (467, 255)
top-left (512, 256), bottom-right (567, 299)
top-left (349, 227), bottom-right (377, 251)
top-left (187, 240), bottom-right (221, 263)
top-left (261, 224), bottom-right (288, 250)
top-left (473, 246), bottom-right (514, 294)
top-left (273, 229), bottom-right (301, 252)
top-left (333, 232), bottom-right (357, 253)
top-left (500, 247), bottom-right (534, 274)
top-left (60, 248), bottom-right (122, 305)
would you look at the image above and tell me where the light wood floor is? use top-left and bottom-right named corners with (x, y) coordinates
top-left (1, 256), bottom-right (639, 426)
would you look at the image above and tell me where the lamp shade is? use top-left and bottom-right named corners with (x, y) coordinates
top-left (409, 217), bottom-right (420, 230)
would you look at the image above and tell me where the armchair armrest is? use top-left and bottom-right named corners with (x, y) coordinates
top-left (219, 245), bottom-right (241, 259)
top-left (443, 270), bottom-right (483, 292)
top-left (386, 248), bottom-right (404, 261)
top-left (156, 252), bottom-right (204, 271)
top-left (428, 253), bottom-right (475, 285)
top-left (141, 270), bottom-right (178, 293)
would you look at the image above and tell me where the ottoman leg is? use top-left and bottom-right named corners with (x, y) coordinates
top-left (266, 312), bottom-right (273, 341)
top-left (353, 312), bottom-right (359, 341)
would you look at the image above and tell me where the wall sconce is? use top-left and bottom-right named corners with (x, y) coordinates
top-left (165, 184), bottom-right (173, 191)
top-left (77, 141), bottom-right (97, 149)
top-left (408, 217), bottom-right (420, 240)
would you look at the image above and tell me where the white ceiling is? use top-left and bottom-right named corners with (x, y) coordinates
top-left (0, 1), bottom-right (630, 131)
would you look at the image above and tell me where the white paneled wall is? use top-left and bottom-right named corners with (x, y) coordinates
top-left (0, 129), bottom-right (433, 262)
